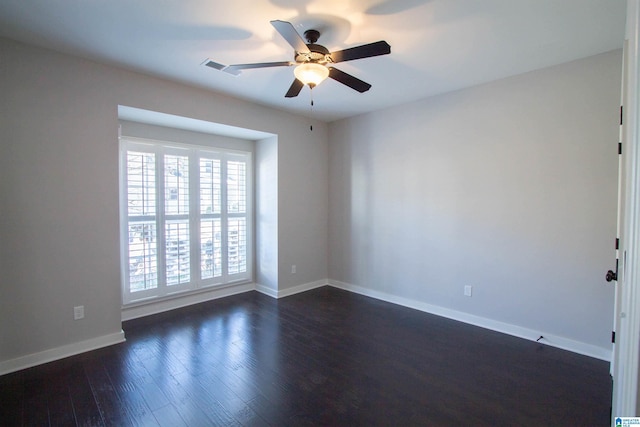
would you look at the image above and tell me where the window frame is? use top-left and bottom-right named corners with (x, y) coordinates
top-left (119, 136), bottom-right (253, 306)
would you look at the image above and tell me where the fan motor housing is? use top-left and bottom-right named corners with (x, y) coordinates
top-left (295, 44), bottom-right (331, 64)
top-left (294, 29), bottom-right (331, 64)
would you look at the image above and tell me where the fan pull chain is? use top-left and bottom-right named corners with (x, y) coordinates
top-left (309, 88), bottom-right (314, 131)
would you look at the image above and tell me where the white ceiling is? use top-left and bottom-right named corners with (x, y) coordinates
top-left (0, 0), bottom-right (627, 122)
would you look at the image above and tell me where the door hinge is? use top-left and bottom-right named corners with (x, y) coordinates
top-left (616, 238), bottom-right (620, 250)
top-left (619, 142), bottom-right (622, 155)
top-left (620, 105), bottom-right (624, 125)
top-left (612, 331), bottom-right (616, 344)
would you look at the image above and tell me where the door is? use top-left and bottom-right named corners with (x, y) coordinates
top-left (611, 0), bottom-right (640, 420)
top-left (610, 34), bottom-right (627, 386)
top-left (610, 39), bottom-right (626, 379)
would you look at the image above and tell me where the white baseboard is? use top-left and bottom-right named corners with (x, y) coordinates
top-left (0, 330), bottom-right (126, 376)
top-left (329, 280), bottom-right (611, 362)
top-left (256, 279), bottom-right (329, 299)
top-left (2, 278), bottom-right (610, 376)
top-left (122, 282), bottom-right (255, 321)
top-left (254, 283), bottom-right (278, 298)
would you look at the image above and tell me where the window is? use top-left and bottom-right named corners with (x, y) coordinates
top-left (120, 137), bottom-right (252, 305)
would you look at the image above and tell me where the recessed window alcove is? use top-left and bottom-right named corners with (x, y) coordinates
top-left (117, 106), bottom-right (278, 320)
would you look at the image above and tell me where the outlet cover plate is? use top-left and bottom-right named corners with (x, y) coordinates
top-left (74, 305), bottom-right (85, 320)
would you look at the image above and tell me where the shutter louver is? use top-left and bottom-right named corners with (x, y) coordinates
top-left (127, 151), bottom-right (156, 216)
top-left (165, 221), bottom-right (190, 285)
top-left (228, 217), bottom-right (247, 275)
top-left (227, 160), bottom-right (246, 214)
top-left (164, 154), bottom-right (189, 215)
top-left (200, 219), bottom-right (222, 279)
top-left (200, 158), bottom-right (221, 215)
top-left (128, 222), bottom-right (158, 291)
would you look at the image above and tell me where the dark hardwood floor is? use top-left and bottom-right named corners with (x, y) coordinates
top-left (0, 287), bottom-right (612, 426)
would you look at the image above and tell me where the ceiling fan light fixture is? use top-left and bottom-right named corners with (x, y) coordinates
top-left (294, 62), bottom-right (329, 88)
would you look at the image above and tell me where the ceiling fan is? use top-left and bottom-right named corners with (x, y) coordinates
top-left (203, 20), bottom-right (391, 98)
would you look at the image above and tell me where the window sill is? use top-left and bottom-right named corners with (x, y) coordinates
top-left (121, 280), bottom-right (254, 321)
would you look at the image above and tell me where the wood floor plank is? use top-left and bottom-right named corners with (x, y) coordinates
top-left (137, 379), bottom-right (170, 412)
top-left (174, 374), bottom-right (232, 418)
top-left (0, 371), bottom-right (24, 425)
top-left (0, 287), bottom-right (612, 426)
top-left (66, 360), bottom-right (105, 427)
top-left (44, 365), bottom-right (77, 426)
top-left (117, 387), bottom-right (160, 426)
top-left (83, 359), bottom-right (133, 426)
top-left (152, 403), bottom-right (187, 427)
top-left (22, 371), bottom-right (49, 426)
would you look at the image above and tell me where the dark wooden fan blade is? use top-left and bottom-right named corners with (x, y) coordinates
top-left (330, 41), bottom-right (391, 63)
top-left (223, 61), bottom-right (294, 75)
top-left (270, 20), bottom-right (311, 53)
top-left (202, 59), bottom-right (239, 75)
top-left (285, 78), bottom-right (304, 98)
top-left (328, 67), bottom-right (372, 93)
top-left (226, 61), bottom-right (294, 71)
top-left (203, 59), bottom-right (293, 75)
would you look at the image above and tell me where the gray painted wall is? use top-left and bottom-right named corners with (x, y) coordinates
top-left (256, 136), bottom-right (279, 292)
top-left (328, 50), bottom-right (621, 352)
top-left (0, 37), bottom-right (328, 364)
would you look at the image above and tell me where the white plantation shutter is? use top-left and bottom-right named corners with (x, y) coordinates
top-left (164, 154), bottom-right (189, 215)
top-left (227, 160), bottom-right (247, 214)
top-left (165, 220), bottom-right (190, 285)
top-left (120, 138), bottom-right (252, 304)
top-left (127, 222), bottom-right (158, 292)
top-left (200, 158), bottom-right (221, 215)
top-left (226, 159), bottom-right (248, 276)
top-left (199, 157), bottom-right (222, 280)
top-left (126, 151), bottom-right (158, 293)
top-left (163, 152), bottom-right (190, 287)
top-left (127, 151), bottom-right (156, 216)
top-left (200, 218), bottom-right (221, 279)
top-left (228, 217), bottom-right (247, 274)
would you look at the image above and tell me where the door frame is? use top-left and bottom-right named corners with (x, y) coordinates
top-left (612, 0), bottom-right (640, 419)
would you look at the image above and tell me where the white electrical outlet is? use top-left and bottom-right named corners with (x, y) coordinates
top-left (291, 265), bottom-right (296, 274)
top-left (74, 305), bottom-right (85, 320)
top-left (464, 286), bottom-right (473, 297)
